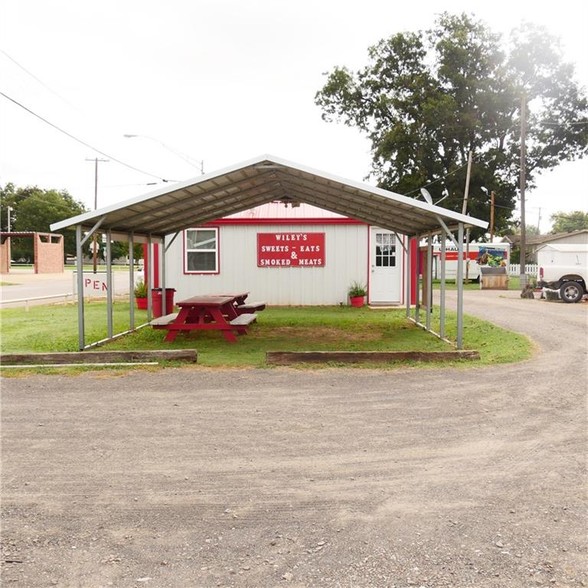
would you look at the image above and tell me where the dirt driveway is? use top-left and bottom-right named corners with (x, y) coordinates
top-left (1, 291), bottom-right (586, 587)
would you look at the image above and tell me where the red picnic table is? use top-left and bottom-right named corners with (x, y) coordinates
top-left (214, 292), bottom-right (266, 315)
top-left (150, 294), bottom-right (258, 343)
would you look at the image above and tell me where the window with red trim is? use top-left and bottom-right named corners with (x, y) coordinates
top-left (185, 228), bottom-right (218, 273)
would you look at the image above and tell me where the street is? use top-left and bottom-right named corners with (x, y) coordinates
top-left (1, 289), bottom-right (587, 587)
top-left (0, 268), bottom-right (134, 307)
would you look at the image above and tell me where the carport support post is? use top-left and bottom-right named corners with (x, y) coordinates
top-left (425, 234), bottom-right (433, 331)
top-left (440, 236), bottom-right (446, 339)
top-left (128, 232), bottom-right (135, 329)
top-left (105, 229), bottom-right (113, 339)
top-left (456, 223), bottom-right (464, 349)
top-left (414, 235), bottom-right (421, 325)
top-left (76, 224), bottom-right (85, 350)
top-left (162, 232), bottom-right (180, 316)
top-left (147, 235), bottom-right (153, 319)
top-left (405, 236), bottom-right (412, 318)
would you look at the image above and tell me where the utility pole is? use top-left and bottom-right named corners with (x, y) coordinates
top-left (462, 151), bottom-right (473, 282)
top-left (86, 157), bottom-right (109, 272)
top-left (537, 207), bottom-right (542, 233)
top-left (490, 191), bottom-right (495, 242)
top-left (519, 95), bottom-right (527, 289)
top-left (461, 151), bottom-right (473, 216)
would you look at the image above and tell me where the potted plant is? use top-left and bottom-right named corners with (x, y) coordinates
top-left (348, 281), bottom-right (367, 307)
top-left (134, 279), bottom-right (148, 310)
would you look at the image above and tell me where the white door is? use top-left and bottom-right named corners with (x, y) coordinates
top-left (369, 228), bottom-right (401, 304)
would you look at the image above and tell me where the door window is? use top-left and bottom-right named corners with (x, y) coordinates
top-left (375, 233), bottom-right (396, 267)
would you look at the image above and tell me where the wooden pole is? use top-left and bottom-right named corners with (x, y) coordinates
top-left (462, 151), bottom-right (473, 282)
top-left (92, 158), bottom-right (99, 273)
top-left (519, 95), bottom-right (527, 288)
top-left (86, 157), bottom-right (108, 273)
top-left (490, 190), bottom-right (495, 241)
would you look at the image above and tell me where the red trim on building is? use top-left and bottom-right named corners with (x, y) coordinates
top-left (366, 230), bottom-right (406, 305)
top-left (153, 244), bottom-right (160, 287)
top-left (410, 238), bottom-right (418, 305)
top-left (209, 217), bottom-right (365, 226)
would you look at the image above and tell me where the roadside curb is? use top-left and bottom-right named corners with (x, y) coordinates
top-left (0, 349), bottom-right (197, 367)
top-left (266, 350), bottom-right (480, 365)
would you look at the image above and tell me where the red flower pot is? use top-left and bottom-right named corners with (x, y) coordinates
top-left (350, 295), bottom-right (365, 308)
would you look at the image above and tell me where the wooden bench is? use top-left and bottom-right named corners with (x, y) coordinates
top-left (236, 301), bottom-right (266, 314)
top-left (150, 312), bottom-right (179, 327)
top-left (229, 312), bottom-right (257, 326)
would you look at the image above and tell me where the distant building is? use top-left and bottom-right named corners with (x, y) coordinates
top-left (0, 232), bottom-right (64, 274)
top-left (503, 229), bottom-right (588, 263)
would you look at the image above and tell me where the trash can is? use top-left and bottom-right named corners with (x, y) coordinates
top-left (152, 288), bottom-right (176, 318)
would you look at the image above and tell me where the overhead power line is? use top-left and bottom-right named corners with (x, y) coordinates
top-left (0, 49), bottom-right (78, 110)
top-left (0, 90), bottom-right (172, 183)
top-left (404, 159), bottom-right (472, 198)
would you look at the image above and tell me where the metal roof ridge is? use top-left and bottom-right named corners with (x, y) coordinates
top-left (50, 153), bottom-right (488, 233)
top-left (50, 154), bottom-right (276, 232)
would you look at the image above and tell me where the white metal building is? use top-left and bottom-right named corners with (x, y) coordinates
top-left (165, 202), bottom-right (406, 306)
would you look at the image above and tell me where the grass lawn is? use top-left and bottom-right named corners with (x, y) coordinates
top-left (433, 276), bottom-right (525, 291)
top-left (0, 300), bottom-right (532, 370)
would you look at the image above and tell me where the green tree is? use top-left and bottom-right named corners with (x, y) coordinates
top-left (109, 240), bottom-right (144, 263)
top-left (1, 184), bottom-right (87, 259)
top-left (315, 12), bottom-right (588, 239)
top-left (527, 225), bottom-right (540, 237)
top-left (503, 222), bottom-right (541, 263)
top-left (550, 210), bottom-right (588, 233)
top-left (1, 183), bottom-right (28, 231)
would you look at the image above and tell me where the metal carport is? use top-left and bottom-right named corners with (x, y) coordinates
top-left (51, 154), bottom-right (488, 350)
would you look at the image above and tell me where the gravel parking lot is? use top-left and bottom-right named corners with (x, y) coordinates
top-left (1, 290), bottom-right (586, 587)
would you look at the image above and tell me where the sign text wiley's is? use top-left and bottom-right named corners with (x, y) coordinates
top-left (257, 232), bottom-right (325, 267)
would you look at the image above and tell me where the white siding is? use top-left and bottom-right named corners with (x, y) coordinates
top-left (164, 223), bottom-right (370, 305)
top-left (544, 233), bottom-right (588, 246)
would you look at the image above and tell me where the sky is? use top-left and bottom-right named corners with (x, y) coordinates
top-left (1, 0), bottom-right (587, 233)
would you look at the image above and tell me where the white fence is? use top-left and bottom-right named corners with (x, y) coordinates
top-left (508, 264), bottom-right (539, 277)
top-left (0, 292), bottom-right (74, 310)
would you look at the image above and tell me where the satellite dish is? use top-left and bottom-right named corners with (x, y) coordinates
top-left (420, 188), bottom-right (433, 205)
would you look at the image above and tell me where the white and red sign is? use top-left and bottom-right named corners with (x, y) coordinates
top-left (257, 232), bottom-right (325, 267)
top-left (73, 272), bottom-right (109, 297)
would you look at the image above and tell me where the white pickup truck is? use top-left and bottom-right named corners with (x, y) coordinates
top-left (536, 243), bottom-right (588, 303)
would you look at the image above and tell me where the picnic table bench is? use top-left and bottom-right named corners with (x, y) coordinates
top-left (229, 312), bottom-right (258, 326)
top-left (236, 301), bottom-right (266, 314)
top-left (150, 295), bottom-right (258, 343)
top-left (150, 312), bottom-right (179, 326)
top-left (212, 292), bottom-right (267, 315)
